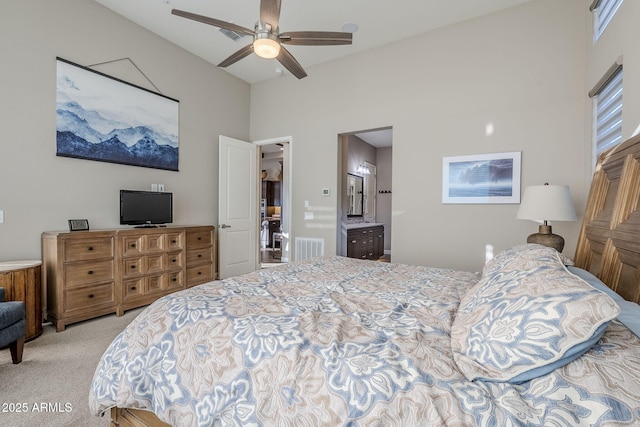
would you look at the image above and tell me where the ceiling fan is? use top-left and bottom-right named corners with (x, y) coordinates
top-left (171, 0), bottom-right (353, 79)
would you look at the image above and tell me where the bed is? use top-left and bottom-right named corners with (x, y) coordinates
top-left (89, 133), bottom-right (640, 427)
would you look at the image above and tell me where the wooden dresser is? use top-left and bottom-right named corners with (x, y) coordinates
top-left (42, 225), bottom-right (215, 331)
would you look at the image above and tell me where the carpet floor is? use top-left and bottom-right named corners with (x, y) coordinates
top-left (0, 308), bottom-right (144, 427)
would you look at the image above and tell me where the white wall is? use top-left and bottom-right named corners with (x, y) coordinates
top-left (251, 0), bottom-right (587, 271)
top-left (0, 0), bottom-right (250, 261)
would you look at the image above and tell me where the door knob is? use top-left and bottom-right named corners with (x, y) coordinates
top-left (220, 224), bottom-right (232, 229)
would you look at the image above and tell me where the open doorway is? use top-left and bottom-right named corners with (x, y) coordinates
top-left (338, 127), bottom-right (392, 261)
top-left (257, 139), bottom-right (290, 267)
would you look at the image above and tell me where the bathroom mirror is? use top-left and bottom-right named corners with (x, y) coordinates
top-left (347, 173), bottom-right (364, 216)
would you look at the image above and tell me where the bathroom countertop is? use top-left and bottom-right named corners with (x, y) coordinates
top-left (345, 222), bottom-right (384, 230)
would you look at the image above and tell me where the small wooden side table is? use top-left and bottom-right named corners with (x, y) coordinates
top-left (0, 261), bottom-right (43, 341)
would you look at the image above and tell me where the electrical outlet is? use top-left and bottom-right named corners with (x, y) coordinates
top-left (158, 184), bottom-right (165, 192)
top-left (151, 184), bottom-right (158, 191)
top-left (322, 188), bottom-right (330, 196)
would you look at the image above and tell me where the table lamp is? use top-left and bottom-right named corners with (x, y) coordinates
top-left (516, 183), bottom-right (577, 252)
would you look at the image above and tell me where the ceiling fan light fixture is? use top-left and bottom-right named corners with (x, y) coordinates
top-left (253, 34), bottom-right (280, 59)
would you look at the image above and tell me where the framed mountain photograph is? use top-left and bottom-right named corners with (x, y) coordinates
top-left (56, 57), bottom-right (179, 171)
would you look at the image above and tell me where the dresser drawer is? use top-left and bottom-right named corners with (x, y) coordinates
top-left (122, 236), bottom-right (144, 257)
top-left (187, 264), bottom-right (213, 286)
top-left (187, 247), bottom-right (212, 266)
top-left (65, 259), bottom-right (114, 287)
top-left (166, 270), bottom-right (183, 290)
top-left (65, 238), bottom-right (113, 261)
top-left (187, 229), bottom-right (212, 247)
top-left (65, 283), bottom-right (115, 311)
top-left (166, 251), bottom-right (184, 271)
top-left (166, 232), bottom-right (184, 251)
top-left (122, 278), bottom-right (144, 299)
top-left (122, 257), bottom-right (144, 278)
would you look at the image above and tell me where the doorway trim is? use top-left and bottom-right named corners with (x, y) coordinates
top-left (254, 136), bottom-right (292, 264)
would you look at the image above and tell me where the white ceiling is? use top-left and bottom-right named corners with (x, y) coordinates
top-left (94, 0), bottom-right (534, 84)
top-left (355, 128), bottom-right (393, 148)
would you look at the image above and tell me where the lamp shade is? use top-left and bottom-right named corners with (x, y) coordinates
top-left (517, 184), bottom-right (577, 222)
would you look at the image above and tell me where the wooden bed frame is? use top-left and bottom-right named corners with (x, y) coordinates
top-left (108, 133), bottom-right (640, 426)
top-left (574, 132), bottom-right (640, 305)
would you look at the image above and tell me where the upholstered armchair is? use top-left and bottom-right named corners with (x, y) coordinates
top-left (0, 287), bottom-right (26, 364)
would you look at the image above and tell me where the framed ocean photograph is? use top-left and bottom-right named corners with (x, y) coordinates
top-left (56, 57), bottom-right (179, 171)
top-left (442, 151), bottom-right (521, 204)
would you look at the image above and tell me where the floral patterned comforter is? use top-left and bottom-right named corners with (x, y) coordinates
top-left (89, 256), bottom-right (640, 426)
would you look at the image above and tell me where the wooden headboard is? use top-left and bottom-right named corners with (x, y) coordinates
top-left (574, 133), bottom-right (640, 305)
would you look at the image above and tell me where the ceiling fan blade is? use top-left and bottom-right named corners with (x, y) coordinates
top-left (260, 0), bottom-right (281, 30)
top-left (276, 46), bottom-right (307, 79)
top-left (218, 44), bottom-right (254, 68)
top-left (279, 31), bottom-right (352, 46)
top-left (171, 9), bottom-right (255, 36)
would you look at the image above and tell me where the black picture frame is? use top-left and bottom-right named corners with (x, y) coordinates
top-left (68, 219), bottom-right (90, 232)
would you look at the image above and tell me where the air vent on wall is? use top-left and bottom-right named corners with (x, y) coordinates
top-left (295, 237), bottom-right (324, 261)
top-left (219, 27), bottom-right (247, 42)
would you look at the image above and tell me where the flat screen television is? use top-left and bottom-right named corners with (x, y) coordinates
top-left (120, 190), bottom-right (173, 227)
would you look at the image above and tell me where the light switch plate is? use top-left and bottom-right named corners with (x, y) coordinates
top-left (158, 184), bottom-right (165, 192)
top-left (304, 212), bottom-right (314, 220)
top-left (0, 210), bottom-right (3, 224)
top-left (151, 184), bottom-right (158, 191)
top-left (322, 188), bottom-right (330, 196)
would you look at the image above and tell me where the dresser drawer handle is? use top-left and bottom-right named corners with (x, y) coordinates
top-left (197, 271), bottom-right (202, 275)
top-left (130, 243), bottom-right (136, 248)
top-left (88, 246), bottom-right (93, 251)
top-left (198, 237), bottom-right (202, 240)
top-left (130, 265), bottom-right (136, 269)
top-left (172, 240), bottom-right (177, 244)
top-left (130, 286), bottom-right (136, 291)
top-left (171, 258), bottom-right (177, 263)
top-left (88, 293), bottom-right (94, 298)
top-left (88, 270), bottom-right (94, 275)
top-left (198, 254), bottom-right (202, 258)
top-left (172, 277), bottom-right (177, 282)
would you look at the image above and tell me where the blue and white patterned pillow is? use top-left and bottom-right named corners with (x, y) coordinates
top-left (451, 244), bottom-right (620, 383)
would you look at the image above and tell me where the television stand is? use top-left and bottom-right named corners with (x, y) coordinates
top-left (42, 225), bottom-right (216, 331)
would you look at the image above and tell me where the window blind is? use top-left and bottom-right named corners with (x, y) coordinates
top-left (592, 0), bottom-right (623, 40)
top-left (592, 66), bottom-right (623, 157)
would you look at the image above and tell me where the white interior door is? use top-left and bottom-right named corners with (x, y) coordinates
top-left (218, 135), bottom-right (257, 279)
